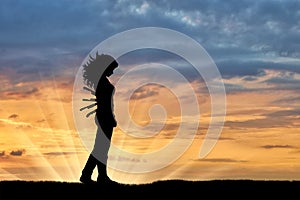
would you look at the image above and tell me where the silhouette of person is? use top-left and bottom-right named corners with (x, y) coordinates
top-left (79, 53), bottom-right (118, 184)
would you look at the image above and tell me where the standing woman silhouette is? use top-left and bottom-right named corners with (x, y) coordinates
top-left (80, 53), bottom-right (118, 183)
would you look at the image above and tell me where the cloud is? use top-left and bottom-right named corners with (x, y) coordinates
top-left (218, 60), bottom-right (300, 79)
top-left (10, 149), bottom-right (25, 156)
top-left (272, 96), bottom-right (300, 105)
top-left (1, 86), bottom-right (40, 100)
top-left (0, 0), bottom-right (299, 83)
top-left (225, 118), bottom-right (290, 129)
top-left (260, 145), bottom-right (294, 149)
top-left (266, 109), bottom-right (300, 118)
top-left (43, 151), bottom-right (79, 157)
top-left (194, 158), bottom-right (247, 163)
top-left (206, 136), bottom-right (235, 141)
top-left (225, 105), bottom-right (300, 130)
top-left (8, 114), bottom-right (18, 119)
top-left (0, 0), bottom-right (112, 46)
top-left (130, 84), bottom-right (162, 100)
top-left (222, 68), bottom-right (300, 95)
top-left (36, 119), bottom-right (46, 123)
top-left (262, 72), bottom-right (300, 91)
top-left (0, 151), bottom-right (5, 157)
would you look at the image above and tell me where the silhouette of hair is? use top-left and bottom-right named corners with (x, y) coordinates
top-left (82, 53), bottom-right (118, 89)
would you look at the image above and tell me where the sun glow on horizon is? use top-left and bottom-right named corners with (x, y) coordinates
top-left (0, 75), bottom-right (86, 182)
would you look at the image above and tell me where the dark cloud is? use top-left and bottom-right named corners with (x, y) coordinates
top-left (221, 65), bottom-right (300, 95)
top-left (272, 96), bottom-right (300, 105)
top-left (225, 107), bottom-right (300, 130)
top-left (2, 87), bottom-right (39, 100)
top-left (116, 49), bottom-right (202, 83)
top-left (218, 60), bottom-right (300, 79)
top-left (265, 77), bottom-right (300, 85)
top-left (224, 106), bottom-right (300, 129)
top-left (43, 151), bottom-right (79, 157)
top-left (260, 145), bottom-right (294, 149)
top-left (10, 149), bottom-right (25, 156)
top-left (8, 114), bottom-right (18, 119)
top-left (130, 84), bottom-right (162, 100)
top-left (223, 83), bottom-right (253, 94)
top-left (262, 74), bottom-right (300, 91)
top-left (242, 76), bottom-right (258, 81)
top-left (0, 0), bottom-right (113, 47)
top-left (266, 109), bottom-right (300, 118)
top-left (225, 117), bottom-right (292, 129)
top-left (36, 119), bottom-right (46, 123)
top-left (0, 151), bottom-right (5, 157)
top-left (205, 136), bottom-right (235, 141)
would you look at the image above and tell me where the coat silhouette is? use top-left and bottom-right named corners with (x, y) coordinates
top-left (79, 53), bottom-right (118, 183)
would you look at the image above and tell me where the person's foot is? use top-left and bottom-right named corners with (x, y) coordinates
top-left (97, 176), bottom-right (111, 184)
top-left (80, 176), bottom-right (96, 184)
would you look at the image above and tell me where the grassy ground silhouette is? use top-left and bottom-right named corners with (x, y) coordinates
top-left (0, 179), bottom-right (299, 199)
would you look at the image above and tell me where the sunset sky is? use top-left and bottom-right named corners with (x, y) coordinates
top-left (1, 0), bottom-right (300, 184)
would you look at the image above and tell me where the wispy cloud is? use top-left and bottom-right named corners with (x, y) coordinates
top-left (4, 87), bottom-right (39, 99)
top-left (271, 96), bottom-right (300, 107)
top-left (223, 69), bottom-right (300, 94)
top-left (225, 118), bottom-right (291, 129)
top-left (0, 118), bottom-right (76, 135)
top-left (0, 151), bottom-right (5, 157)
top-left (130, 84), bottom-right (162, 100)
top-left (260, 145), bottom-right (295, 149)
top-left (43, 152), bottom-right (80, 157)
top-left (8, 114), bottom-right (19, 119)
top-left (194, 158), bottom-right (247, 163)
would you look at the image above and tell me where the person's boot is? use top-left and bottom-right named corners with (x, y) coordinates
top-left (97, 174), bottom-right (111, 183)
top-left (80, 154), bottom-right (97, 184)
top-left (80, 176), bottom-right (96, 184)
top-left (96, 161), bottom-right (111, 183)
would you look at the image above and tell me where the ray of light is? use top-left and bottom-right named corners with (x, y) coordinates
top-left (0, 168), bottom-right (21, 180)
top-left (29, 72), bottom-right (86, 182)
top-left (31, 74), bottom-right (74, 181)
top-left (0, 117), bottom-right (62, 181)
top-left (50, 74), bottom-right (82, 181)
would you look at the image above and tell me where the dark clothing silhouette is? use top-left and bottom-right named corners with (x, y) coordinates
top-left (95, 76), bottom-right (117, 129)
top-left (80, 76), bottom-right (117, 183)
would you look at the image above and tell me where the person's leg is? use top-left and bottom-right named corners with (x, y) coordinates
top-left (95, 124), bottom-right (113, 182)
top-left (96, 158), bottom-right (110, 182)
top-left (80, 154), bottom-right (97, 183)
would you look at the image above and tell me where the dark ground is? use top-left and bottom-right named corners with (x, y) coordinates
top-left (0, 180), bottom-right (299, 200)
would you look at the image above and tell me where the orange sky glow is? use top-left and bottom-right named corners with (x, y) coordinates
top-left (1, 66), bottom-right (300, 184)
